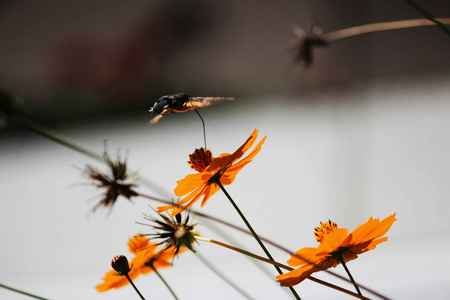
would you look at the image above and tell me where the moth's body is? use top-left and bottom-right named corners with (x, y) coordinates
top-left (148, 93), bottom-right (233, 124)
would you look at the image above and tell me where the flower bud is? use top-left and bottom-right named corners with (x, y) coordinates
top-left (111, 255), bottom-right (131, 276)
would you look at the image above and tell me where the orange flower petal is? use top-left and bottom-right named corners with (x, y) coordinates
top-left (220, 173), bottom-right (236, 185)
top-left (346, 213), bottom-right (396, 246)
top-left (231, 135), bottom-right (266, 168)
top-left (176, 185), bottom-right (207, 206)
top-left (207, 153), bottom-right (234, 171)
top-left (166, 186), bottom-right (208, 216)
top-left (156, 205), bottom-right (178, 213)
top-left (200, 183), bottom-right (219, 207)
top-left (170, 197), bottom-right (200, 216)
top-left (226, 129), bottom-right (259, 163)
top-left (128, 235), bottom-right (151, 254)
top-left (276, 263), bottom-right (316, 286)
top-left (287, 247), bottom-right (319, 267)
top-left (174, 173), bottom-right (209, 196)
top-left (96, 269), bottom-right (132, 292)
top-left (318, 228), bottom-right (348, 253)
top-left (367, 213), bottom-right (397, 240)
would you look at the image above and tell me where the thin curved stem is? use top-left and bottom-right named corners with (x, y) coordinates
top-left (194, 252), bottom-right (256, 300)
top-left (216, 182), bottom-right (301, 300)
top-left (194, 109), bottom-right (207, 148)
top-left (339, 257), bottom-right (363, 297)
top-left (321, 18), bottom-right (450, 42)
top-left (151, 266), bottom-right (178, 300)
top-left (405, 1), bottom-right (450, 36)
top-left (0, 283), bottom-right (50, 300)
top-left (195, 236), bottom-right (371, 300)
top-left (13, 114), bottom-right (102, 161)
top-left (124, 274), bottom-right (146, 300)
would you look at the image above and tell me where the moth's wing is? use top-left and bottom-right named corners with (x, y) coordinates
top-left (187, 97), bottom-right (234, 109)
top-left (147, 114), bottom-right (164, 125)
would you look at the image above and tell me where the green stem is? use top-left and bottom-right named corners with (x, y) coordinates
top-left (194, 252), bottom-right (255, 300)
top-left (194, 108), bottom-right (207, 148)
top-left (151, 266), bottom-right (178, 300)
top-left (13, 114), bottom-right (102, 161)
top-left (405, 1), bottom-right (450, 36)
top-left (124, 274), bottom-right (146, 300)
top-left (0, 283), bottom-right (50, 300)
top-left (216, 182), bottom-right (301, 300)
top-left (195, 236), bottom-right (371, 300)
top-left (338, 257), bottom-right (363, 297)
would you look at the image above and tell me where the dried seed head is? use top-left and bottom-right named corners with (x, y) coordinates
top-left (83, 149), bottom-right (138, 212)
top-left (142, 212), bottom-right (198, 258)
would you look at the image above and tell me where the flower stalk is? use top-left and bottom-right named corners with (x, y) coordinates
top-left (215, 181), bottom-right (301, 300)
top-left (321, 18), bottom-right (450, 42)
top-left (13, 113), bottom-right (102, 161)
top-left (124, 274), bottom-right (146, 300)
top-left (195, 236), bottom-right (371, 300)
top-left (339, 257), bottom-right (362, 297)
top-left (0, 283), bottom-right (51, 300)
top-left (405, 1), bottom-right (450, 36)
top-left (150, 265), bottom-right (178, 300)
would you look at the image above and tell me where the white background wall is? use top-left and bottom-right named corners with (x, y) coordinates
top-left (1, 75), bottom-right (450, 299)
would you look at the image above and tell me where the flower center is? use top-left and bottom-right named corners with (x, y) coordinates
top-left (188, 148), bottom-right (212, 172)
top-left (314, 220), bottom-right (338, 243)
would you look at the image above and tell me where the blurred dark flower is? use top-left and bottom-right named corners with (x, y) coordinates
top-left (84, 149), bottom-right (138, 212)
top-left (0, 90), bottom-right (21, 128)
top-left (0, 90), bottom-right (18, 116)
top-left (141, 212), bottom-right (197, 257)
top-left (292, 25), bottom-right (328, 66)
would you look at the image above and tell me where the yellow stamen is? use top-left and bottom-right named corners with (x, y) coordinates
top-left (188, 148), bottom-right (212, 172)
top-left (314, 220), bottom-right (338, 243)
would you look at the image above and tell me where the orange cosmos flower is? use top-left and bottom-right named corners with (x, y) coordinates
top-left (96, 235), bottom-right (175, 292)
top-left (157, 129), bottom-right (266, 216)
top-left (277, 213), bottom-right (396, 287)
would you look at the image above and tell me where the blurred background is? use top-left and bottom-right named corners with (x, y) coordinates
top-left (1, 0), bottom-right (450, 299)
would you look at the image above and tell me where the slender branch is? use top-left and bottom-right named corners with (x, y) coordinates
top-left (216, 182), bottom-right (301, 300)
top-left (0, 283), bottom-right (51, 300)
top-left (194, 251), bottom-right (256, 300)
top-left (13, 114), bottom-right (102, 161)
top-left (405, 1), bottom-right (450, 36)
top-left (321, 18), bottom-right (450, 42)
top-left (339, 257), bottom-right (363, 297)
top-left (124, 274), bottom-right (146, 300)
top-left (195, 236), bottom-right (371, 300)
top-left (151, 266), bottom-right (178, 300)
